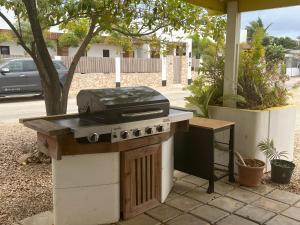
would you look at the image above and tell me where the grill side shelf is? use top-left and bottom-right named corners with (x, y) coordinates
top-left (24, 119), bottom-right (71, 136)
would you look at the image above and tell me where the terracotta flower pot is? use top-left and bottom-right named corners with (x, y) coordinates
top-left (236, 159), bottom-right (265, 187)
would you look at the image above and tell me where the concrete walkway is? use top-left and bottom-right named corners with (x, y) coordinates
top-left (17, 171), bottom-right (300, 225)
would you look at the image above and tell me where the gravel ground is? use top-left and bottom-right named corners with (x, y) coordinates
top-left (0, 123), bottom-right (52, 225)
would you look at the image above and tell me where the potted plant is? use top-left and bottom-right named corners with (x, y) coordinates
top-left (234, 152), bottom-right (265, 187)
top-left (258, 139), bottom-right (295, 184)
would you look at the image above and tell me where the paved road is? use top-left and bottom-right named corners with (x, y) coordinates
top-left (0, 86), bottom-right (190, 123)
top-left (1, 77), bottom-right (300, 124)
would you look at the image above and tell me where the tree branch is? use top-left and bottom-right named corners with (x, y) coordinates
top-left (61, 19), bottom-right (102, 112)
top-left (0, 11), bottom-right (35, 58)
top-left (111, 25), bottom-right (167, 37)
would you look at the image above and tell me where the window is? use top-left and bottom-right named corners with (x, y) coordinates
top-left (0, 46), bottom-right (10, 55)
top-left (8, 61), bottom-right (23, 72)
top-left (23, 60), bottom-right (37, 71)
top-left (103, 49), bottom-right (110, 58)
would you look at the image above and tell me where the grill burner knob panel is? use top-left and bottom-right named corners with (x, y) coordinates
top-left (133, 129), bottom-right (141, 137)
top-left (87, 133), bottom-right (100, 143)
top-left (145, 127), bottom-right (153, 135)
top-left (156, 125), bottom-right (164, 132)
top-left (121, 131), bottom-right (129, 139)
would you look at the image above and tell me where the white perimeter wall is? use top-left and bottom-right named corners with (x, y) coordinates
top-left (286, 67), bottom-right (300, 77)
top-left (0, 41), bottom-right (24, 55)
top-left (69, 44), bottom-right (121, 58)
top-left (0, 41), bottom-right (57, 57)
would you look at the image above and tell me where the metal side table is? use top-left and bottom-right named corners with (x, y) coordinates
top-left (174, 117), bottom-right (235, 193)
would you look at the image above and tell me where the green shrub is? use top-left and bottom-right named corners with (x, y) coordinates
top-left (186, 29), bottom-right (289, 116)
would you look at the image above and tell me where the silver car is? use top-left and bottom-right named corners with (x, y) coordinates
top-left (0, 58), bottom-right (68, 97)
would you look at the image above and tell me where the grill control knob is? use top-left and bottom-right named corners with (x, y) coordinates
top-left (156, 125), bottom-right (164, 132)
top-left (87, 133), bottom-right (100, 143)
top-left (145, 127), bottom-right (153, 135)
top-left (121, 131), bottom-right (129, 139)
top-left (133, 129), bottom-right (141, 137)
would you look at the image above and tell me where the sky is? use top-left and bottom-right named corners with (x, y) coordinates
top-left (0, 5), bottom-right (300, 39)
top-left (240, 6), bottom-right (300, 39)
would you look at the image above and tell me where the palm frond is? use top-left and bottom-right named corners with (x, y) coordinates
top-left (258, 139), bottom-right (288, 160)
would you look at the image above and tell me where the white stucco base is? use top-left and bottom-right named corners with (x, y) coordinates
top-left (52, 152), bottom-right (120, 225)
top-left (209, 105), bottom-right (296, 172)
top-left (161, 135), bottom-right (174, 202)
top-left (51, 136), bottom-right (174, 225)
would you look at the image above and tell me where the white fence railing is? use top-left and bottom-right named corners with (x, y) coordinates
top-left (61, 56), bottom-right (161, 74)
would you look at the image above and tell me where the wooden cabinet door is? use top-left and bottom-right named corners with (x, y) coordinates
top-left (121, 144), bottom-right (161, 219)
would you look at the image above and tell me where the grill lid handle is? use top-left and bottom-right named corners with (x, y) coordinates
top-left (121, 109), bottom-right (163, 118)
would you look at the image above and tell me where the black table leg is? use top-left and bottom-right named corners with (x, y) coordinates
top-left (207, 130), bottom-right (215, 193)
top-left (228, 125), bottom-right (235, 183)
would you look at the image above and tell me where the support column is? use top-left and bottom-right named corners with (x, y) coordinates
top-left (186, 39), bottom-right (193, 84)
top-left (115, 57), bottom-right (121, 87)
top-left (223, 1), bottom-right (241, 107)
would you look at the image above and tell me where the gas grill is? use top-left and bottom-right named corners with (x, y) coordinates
top-left (77, 86), bottom-right (170, 123)
top-left (20, 86), bottom-right (194, 225)
top-left (51, 86), bottom-right (187, 143)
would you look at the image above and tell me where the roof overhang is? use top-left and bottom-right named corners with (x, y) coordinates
top-left (187, 0), bottom-right (300, 14)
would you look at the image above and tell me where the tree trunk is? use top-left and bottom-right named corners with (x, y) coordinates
top-left (23, 0), bottom-right (63, 116)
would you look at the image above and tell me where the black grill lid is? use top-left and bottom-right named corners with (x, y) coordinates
top-left (77, 86), bottom-right (169, 115)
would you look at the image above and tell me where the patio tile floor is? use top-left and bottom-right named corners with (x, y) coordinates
top-left (165, 191), bottom-right (181, 202)
top-left (265, 215), bottom-right (300, 225)
top-left (185, 187), bottom-right (221, 203)
top-left (118, 214), bottom-right (160, 225)
top-left (226, 188), bottom-right (261, 204)
top-left (172, 180), bottom-right (196, 194)
top-left (166, 214), bottom-right (209, 225)
top-left (202, 181), bottom-right (236, 195)
top-left (216, 215), bottom-right (258, 225)
top-left (16, 171), bottom-right (300, 225)
top-left (190, 205), bottom-right (229, 223)
top-left (145, 204), bottom-right (182, 223)
top-left (239, 184), bottom-right (275, 195)
top-left (251, 197), bottom-right (290, 213)
top-left (208, 196), bottom-right (245, 213)
top-left (266, 189), bottom-right (300, 205)
top-left (182, 175), bottom-right (208, 186)
top-left (166, 195), bottom-right (202, 212)
top-left (235, 204), bottom-right (276, 224)
top-left (281, 206), bottom-right (300, 221)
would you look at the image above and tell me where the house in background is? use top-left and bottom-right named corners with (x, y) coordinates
top-left (285, 49), bottom-right (300, 76)
top-left (0, 28), bottom-right (189, 59)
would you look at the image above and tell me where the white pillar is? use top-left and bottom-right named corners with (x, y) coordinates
top-left (223, 1), bottom-right (241, 107)
top-left (186, 38), bottom-right (192, 84)
top-left (115, 57), bottom-right (121, 87)
top-left (161, 56), bottom-right (167, 86)
top-left (145, 44), bottom-right (151, 58)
